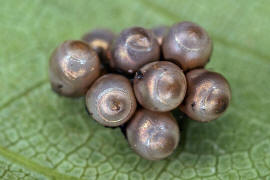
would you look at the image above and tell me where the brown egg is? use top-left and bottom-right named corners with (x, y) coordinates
top-left (134, 61), bottom-right (187, 112)
top-left (162, 21), bottom-right (213, 71)
top-left (152, 25), bottom-right (169, 46)
top-left (126, 109), bottom-right (180, 160)
top-left (86, 74), bottom-right (137, 127)
top-left (109, 27), bottom-right (160, 74)
top-left (82, 29), bottom-right (115, 65)
top-left (180, 69), bottom-right (231, 122)
top-left (49, 40), bottom-right (100, 97)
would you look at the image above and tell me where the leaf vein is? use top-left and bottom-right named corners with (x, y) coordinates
top-left (0, 145), bottom-right (81, 180)
top-left (0, 79), bottom-right (48, 112)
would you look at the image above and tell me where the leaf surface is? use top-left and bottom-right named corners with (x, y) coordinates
top-left (0, 0), bottom-right (270, 179)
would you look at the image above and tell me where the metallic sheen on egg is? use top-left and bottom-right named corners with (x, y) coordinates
top-left (86, 74), bottom-right (137, 127)
top-left (109, 27), bottom-right (160, 74)
top-left (162, 21), bottom-right (213, 71)
top-left (180, 69), bottom-right (231, 122)
top-left (126, 109), bottom-right (180, 160)
top-left (134, 61), bottom-right (187, 112)
top-left (82, 29), bottom-right (115, 65)
top-left (49, 40), bottom-right (100, 97)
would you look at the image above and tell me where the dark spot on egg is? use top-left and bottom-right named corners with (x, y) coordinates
top-left (135, 70), bottom-right (144, 80)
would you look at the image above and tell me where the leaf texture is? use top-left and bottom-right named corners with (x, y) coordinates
top-left (0, 0), bottom-right (270, 179)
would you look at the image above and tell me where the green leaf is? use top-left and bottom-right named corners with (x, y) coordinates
top-left (1, 0), bottom-right (270, 179)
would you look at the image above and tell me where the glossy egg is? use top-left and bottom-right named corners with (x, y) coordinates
top-left (49, 40), bottom-right (100, 97)
top-left (180, 69), bottom-right (231, 122)
top-left (109, 27), bottom-right (160, 74)
top-left (126, 109), bottom-right (180, 160)
top-left (162, 21), bottom-right (212, 71)
top-left (86, 74), bottom-right (137, 127)
top-left (134, 61), bottom-right (187, 112)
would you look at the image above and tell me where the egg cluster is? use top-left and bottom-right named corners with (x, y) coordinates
top-left (49, 21), bottom-right (231, 160)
